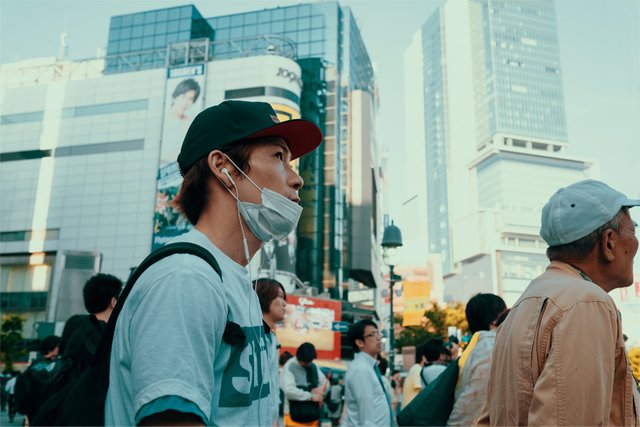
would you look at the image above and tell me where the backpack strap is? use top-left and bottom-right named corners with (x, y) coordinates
top-left (93, 242), bottom-right (221, 364)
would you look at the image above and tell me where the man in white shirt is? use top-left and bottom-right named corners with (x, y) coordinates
top-left (343, 320), bottom-right (393, 427)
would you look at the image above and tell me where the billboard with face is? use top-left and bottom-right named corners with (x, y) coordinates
top-left (153, 65), bottom-right (205, 249)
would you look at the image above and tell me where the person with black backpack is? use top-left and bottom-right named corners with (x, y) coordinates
top-left (32, 101), bottom-right (320, 427)
top-left (100, 100), bottom-right (322, 426)
top-left (14, 335), bottom-right (64, 424)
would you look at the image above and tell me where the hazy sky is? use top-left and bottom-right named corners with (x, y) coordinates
top-left (1, 0), bottom-right (638, 215)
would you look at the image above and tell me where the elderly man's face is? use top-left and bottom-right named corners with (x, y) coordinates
top-left (612, 211), bottom-right (638, 287)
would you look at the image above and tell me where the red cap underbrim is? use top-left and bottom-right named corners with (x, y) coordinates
top-left (244, 119), bottom-right (323, 160)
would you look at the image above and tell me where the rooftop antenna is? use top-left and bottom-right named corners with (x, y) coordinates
top-left (58, 14), bottom-right (69, 60)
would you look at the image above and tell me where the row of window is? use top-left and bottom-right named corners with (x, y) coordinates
top-left (0, 139), bottom-right (144, 163)
top-left (1, 99), bottom-right (148, 125)
top-left (0, 229), bottom-right (60, 242)
top-left (210, 5), bottom-right (329, 28)
top-left (224, 86), bottom-right (299, 104)
top-left (111, 7), bottom-right (195, 30)
top-left (110, 20), bottom-right (192, 41)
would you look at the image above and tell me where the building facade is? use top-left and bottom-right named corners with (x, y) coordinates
top-left (1, 2), bottom-right (381, 337)
top-left (404, 0), bottom-right (597, 304)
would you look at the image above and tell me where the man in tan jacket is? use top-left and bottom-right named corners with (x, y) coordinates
top-left (478, 180), bottom-right (640, 426)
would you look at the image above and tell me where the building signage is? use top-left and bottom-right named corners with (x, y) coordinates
top-left (276, 295), bottom-right (342, 360)
top-left (152, 65), bottom-right (206, 249)
top-left (276, 67), bottom-right (302, 88)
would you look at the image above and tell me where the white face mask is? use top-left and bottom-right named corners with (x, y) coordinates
top-left (223, 156), bottom-right (303, 243)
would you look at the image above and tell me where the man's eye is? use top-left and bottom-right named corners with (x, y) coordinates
top-left (275, 152), bottom-right (283, 160)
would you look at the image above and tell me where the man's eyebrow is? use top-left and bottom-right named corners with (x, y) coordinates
top-left (273, 139), bottom-right (291, 155)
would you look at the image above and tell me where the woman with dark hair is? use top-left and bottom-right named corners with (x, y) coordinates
top-left (254, 278), bottom-right (287, 425)
top-left (447, 293), bottom-right (506, 426)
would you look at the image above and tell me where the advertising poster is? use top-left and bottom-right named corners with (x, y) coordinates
top-left (401, 281), bottom-right (432, 326)
top-left (152, 65), bottom-right (205, 249)
top-left (277, 295), bottom-right (342, 360)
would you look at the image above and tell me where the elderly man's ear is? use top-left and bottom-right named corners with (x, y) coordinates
top-left (601, 229), bottom-right (617, 262)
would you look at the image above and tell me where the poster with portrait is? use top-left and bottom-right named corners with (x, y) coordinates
top-left (152, 65), bottom-right (205, 250)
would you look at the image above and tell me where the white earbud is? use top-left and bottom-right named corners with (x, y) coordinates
top-left (221, 167), bottom-right (230, 178)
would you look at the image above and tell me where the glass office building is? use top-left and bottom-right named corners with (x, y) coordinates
top-left (405, 0), bottom-right (594, 294)
top-left (475, 0), bottom-right (568, 145)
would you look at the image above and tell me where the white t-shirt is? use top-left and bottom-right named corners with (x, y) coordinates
top-left (105, 229), bottom-right (273, 426)
top-left (421, 363), bottom-right (447, 385)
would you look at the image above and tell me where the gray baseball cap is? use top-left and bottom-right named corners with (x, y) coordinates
top-left (540, 179), bottom-right (639, 246)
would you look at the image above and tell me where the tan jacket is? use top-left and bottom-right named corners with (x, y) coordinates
top-left (478, 261), bottom-right (640, 426)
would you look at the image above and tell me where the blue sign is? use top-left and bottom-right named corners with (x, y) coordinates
top-left (331, 321), bottom-right (350, 333)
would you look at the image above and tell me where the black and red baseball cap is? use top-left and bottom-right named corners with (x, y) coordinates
top-left (177, 100), bottom-right (322, 175)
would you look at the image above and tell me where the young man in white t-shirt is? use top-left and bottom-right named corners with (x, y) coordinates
top-left (105, 100), bottom-right (321, 426)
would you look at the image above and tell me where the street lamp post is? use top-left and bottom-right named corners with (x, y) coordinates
top-left (381, 221), bottom-right (403, 373)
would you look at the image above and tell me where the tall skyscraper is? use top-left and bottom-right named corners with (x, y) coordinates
top-left (404, 0), bottom-right (597, 304)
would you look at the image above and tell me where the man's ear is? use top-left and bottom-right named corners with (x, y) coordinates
top-left (601, 228), bottom-right (617, 262)
top-left (110, 297), bottom-right (117, 309)
top-left (208, 150), bottom-right (233, 189)
top-left (355, 338), bottom-right (365, 351)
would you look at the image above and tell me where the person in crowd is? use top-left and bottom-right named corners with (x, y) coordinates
top-left (420, 338), bottom-right (449, 385)
top-left (255, 278), bottom-right (287, 425)
top-left (63, 273), bottom-right (123, 382)
top-left (15, 335), bottom-right (61, 424)
top-left (478, 179), bottom-right (640, 425)
top-left (324, 375), bottom-right (344, 427)
top-left (447, 293), bottom-right (506, 426)
top-left (282, 342), bottom-right (327, 427)
top-left (279, 351), bottom-right (294, 418)
top-left (401, 342), bottom-right (427, 407)
top-left (4, 371), bottom-right (18, 423)
top-left (104, 100), bottom-right (321, 426)
top-left (342, 320), bottom-right (392, 427)
top-left (445, 335), bottom-right (460, 360)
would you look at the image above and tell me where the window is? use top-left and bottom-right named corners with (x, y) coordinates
top-left (1, 111), bottom-right (44, 125)
top-left (62, 99), bottom-right (148, 117)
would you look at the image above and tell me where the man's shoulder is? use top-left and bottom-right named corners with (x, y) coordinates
top-left (519, 263), bottom-right (612, 310)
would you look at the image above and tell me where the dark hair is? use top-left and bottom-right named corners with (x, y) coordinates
top-left (296, 342), bottom-right (317, 363)
top-left (172, 140), bottom-right (254, 225)
top-left (254, 278), bottom-right (286, 314)
top-left (172, 78), bottom-right (201, 102)
top-left (40, 335), bottom-right (61, 356)
top-left (495, 308), bottom-right (510, 327)
top-left (347, 319), bottom-right (378, 353)
top-left (83, 274), bottom-right (123, 314)
top-left (377, 355), bottom-right (389, 376)
top-left (415, 343), bottom-right (424, 364)
top-left (423, 338), bottom-right (446, 363)
top-left (448, 335), bottom-right (459, 345)
top-left (466, 293), bottom-right (507, 334)
top-left (547, 207), bottom-right (627, 260)
top-left (279, 350), bottom-right (294, 366)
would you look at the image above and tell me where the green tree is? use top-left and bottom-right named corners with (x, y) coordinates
top-left (1, 314), bottom-right (26, 371)
top-left (394, 302), bottom-right (468, 350)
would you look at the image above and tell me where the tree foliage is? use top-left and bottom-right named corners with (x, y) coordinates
top-left (394, 302), bottom-right (468, 349)
top-left (1, 314), bottom-right (26, 371)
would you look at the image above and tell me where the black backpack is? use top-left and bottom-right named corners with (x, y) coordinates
top-left (32, 242), bottom-right (221, 426)
top-left (14, 356), bottom-right (72, 419)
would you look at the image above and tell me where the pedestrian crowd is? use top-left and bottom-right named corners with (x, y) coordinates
top-left (3, 100), bottom-right (638, 426)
